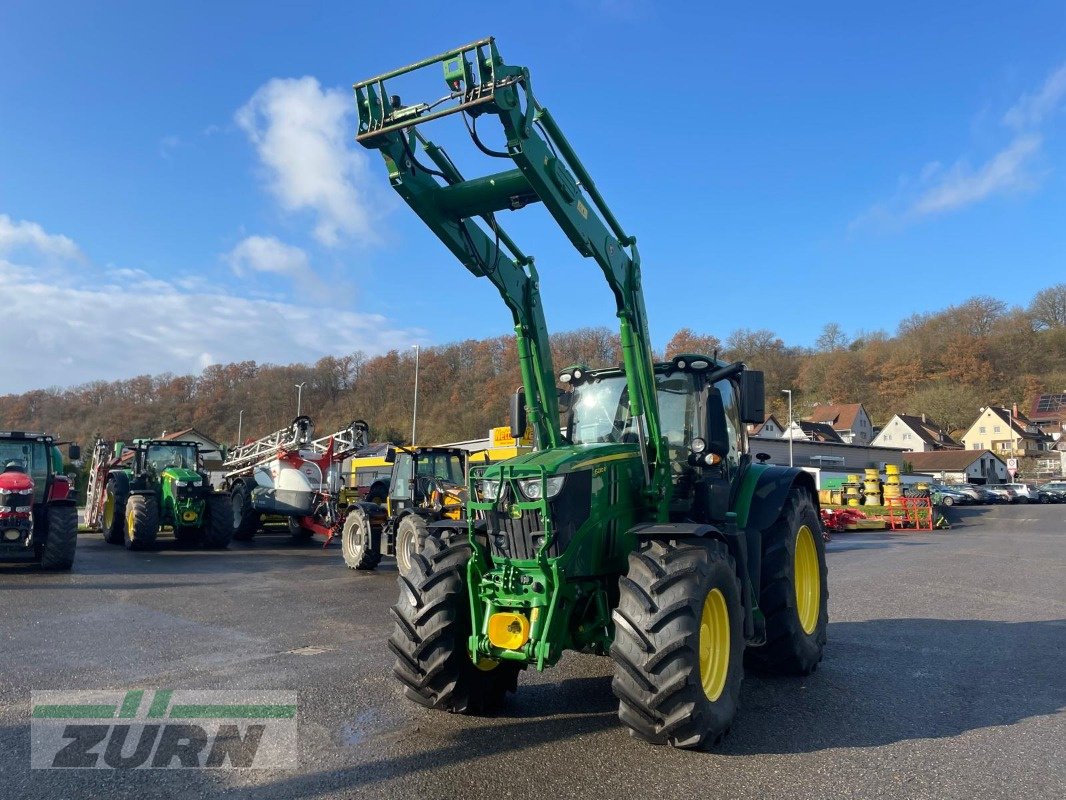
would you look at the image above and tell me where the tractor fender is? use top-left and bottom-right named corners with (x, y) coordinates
top-left (736, 465), bottom-right (818, 534)
top-left (734, 465), bottom-right (818, 609)
top-left (628, 522), bottom-right (755, 640)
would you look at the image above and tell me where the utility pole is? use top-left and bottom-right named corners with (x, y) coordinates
top-left (411, 345), bottom-right (420, 445)
top-left (237, 410), bottom-right (244, 444)
top-left (295, 383), bottom-right (306, 416)
top-left (782, 389), bottom-right (794, 468)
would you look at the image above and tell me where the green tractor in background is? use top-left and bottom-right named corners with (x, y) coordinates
top-left (96, 439), bottom-right (231, 550)
top-left (357, 39), bottom-right (829, 749)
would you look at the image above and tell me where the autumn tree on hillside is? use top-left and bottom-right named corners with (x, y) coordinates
top-left (665, 328), bottom-right (722, 359)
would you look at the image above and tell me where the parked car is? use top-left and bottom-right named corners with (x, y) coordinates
top-left (1000, 482), bottom-right (1037, 502)
top-left (930, 483), bottom-right (974, 506)
top-left (983, 484), bottom-right (1020, 503)
top-left (1035, 483), bottom-right (1066, 503)
top-left (969, 486), bottom-right (998, 504)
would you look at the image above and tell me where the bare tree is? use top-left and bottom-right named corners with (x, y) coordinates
top-left (1028, 283), bottom-right (1066, 330)
top-left (815, 322), bottom-right (848, 352)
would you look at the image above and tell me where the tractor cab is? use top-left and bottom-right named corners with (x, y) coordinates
top-left (386, 446), bottom-right (467, 519)
top-left (0, 431), bottom-right (79, 568)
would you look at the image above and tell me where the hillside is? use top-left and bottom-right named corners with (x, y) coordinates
top-left (2, 285), bottom-right (1064, 448)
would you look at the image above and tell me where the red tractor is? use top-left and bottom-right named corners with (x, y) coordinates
top-left (0, 431), bottom-right (80, 570)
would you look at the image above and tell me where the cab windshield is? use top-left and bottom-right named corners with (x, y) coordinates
top-left (569, 373), bottom-right (697, 447)
top-left (144, 444), bottom-right (199, 472)
top-left (0, 440), bottom-right (50, 501)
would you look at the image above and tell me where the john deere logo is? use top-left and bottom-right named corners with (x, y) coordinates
top-left (509, 504), bottom-right (523, 519)
top-left (31, 690), bottom-right (297, 769)
top-left (182, 511), bottom-right (198, 522)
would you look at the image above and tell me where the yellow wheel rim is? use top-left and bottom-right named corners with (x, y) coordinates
top-left (127, 508), bottom-right (136, 537)
top-left (698, 588), bottom-right (730, 702)
top-left (795, 525), bottom-right (820, 635)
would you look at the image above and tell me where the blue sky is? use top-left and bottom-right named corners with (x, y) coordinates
top-left (1, 1), bottom-right (1064, 391)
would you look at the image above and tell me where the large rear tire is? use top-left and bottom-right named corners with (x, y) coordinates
top-left (395, 514), bottom-right (428, 574)
top-left (102, 477), bottom-right (127, 545)
top-left (611, 537), bottom-right (745, 749)
top-left (124, 494), bottom-right (159, 550)
top-left (41, 504), bottom-right (78, 570)
top-left (389, 533), bottom-right (519, 713)
top-left (342, 507), bottom-right (381, 570)
top-left (202, 494), bottom-right (234, 549)
top-left (230, 482), bottom-right (260, 542)
top-left (746, 488), bottom-right (828, 675)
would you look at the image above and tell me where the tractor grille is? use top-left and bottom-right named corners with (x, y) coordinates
top-left (177, 484), bottom-right (211, 501)
top-left (486, 471), bottom-right (591, 561)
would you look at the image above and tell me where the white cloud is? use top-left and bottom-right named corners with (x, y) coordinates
top-left (236, 77), bottom-right (378, 247)
top-left (0, 217), bottom-right (421, 392)
top-left (910, 133), bottom-right (1042, 216)
top-left (224, 235), bottom-right (312, 281)
top-left (0, 214), bottom-right (82, 260)
top-left (855, 61), bottom-right (1065, 228)
top-left (1003, 62), bottom-right (1066, 129)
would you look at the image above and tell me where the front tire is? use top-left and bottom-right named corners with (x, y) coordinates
top-left (942, 496), bottom-right (954, 506)
top-left (611, 538), bottom-right (745, 749)
top-left (389, 533), bottom-right (519, 713)
top-left (342, 507), bottom-right (381, 570)
top-left (202, 494), bottom-right (234, 549)
top-left (230, 482), bottom-right (260, 542)
top-left (395, 514), bottom-right (428, 574)
top-left (41, 504), bottom-right (78, 570)
top-left (124, 495), bottom-right (159, 550)
top-left (746, 488), bottom-right (828, 675)
top-left (102, 477), bottom-right (127, 544)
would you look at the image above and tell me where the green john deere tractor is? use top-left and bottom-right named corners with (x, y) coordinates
top-left (101, 439), bottom-right (231, 550)
top-left (356, 38), bottom-right (828, 748)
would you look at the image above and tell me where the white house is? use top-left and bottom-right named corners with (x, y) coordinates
top-left (871, 414), bottom-right (960, 452)
top-left (747, 414), bottom-right (785, 439)
top-left (906, 449), bottom-right (1008, 484)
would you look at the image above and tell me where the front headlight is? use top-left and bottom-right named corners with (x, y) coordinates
top-left (518, 476), bottom-right (565, 500)
top-left (175, 480), bottom-right (188, 487)
top-left (479, 479), bottom-right (501, 500)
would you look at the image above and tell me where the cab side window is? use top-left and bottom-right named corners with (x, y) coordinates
top-left (714, 378), bottom-right (742, 474)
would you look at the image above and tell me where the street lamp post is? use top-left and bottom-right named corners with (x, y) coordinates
top-left (295, 383), bottom-right (306, 416)
top-left (411, 345), bottom-right (420, 445)
top-left (237, 410), bottom-right (244, 444)
top-left (782, 389), bottom-right (794, 468)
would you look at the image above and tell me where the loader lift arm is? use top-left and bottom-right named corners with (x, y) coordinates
top-left (355, 37), bottom-right (669, 517)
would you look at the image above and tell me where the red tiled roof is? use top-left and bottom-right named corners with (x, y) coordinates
top-left (806, 403), bottom-right (865, 431)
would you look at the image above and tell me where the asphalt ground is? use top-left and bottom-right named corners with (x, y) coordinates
top-left (1, 503), bottom-right (1064, 800)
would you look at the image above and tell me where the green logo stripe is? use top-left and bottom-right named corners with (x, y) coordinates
top-left (168, 704), bottom-right (296, 719)
top-left (31, 704), bottom-right (117, 718)
top-left (118, 690), bottom-right (144, 718)
top-left (147, 689), bottom-right (173, 718)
